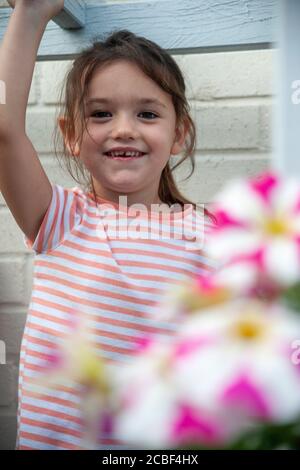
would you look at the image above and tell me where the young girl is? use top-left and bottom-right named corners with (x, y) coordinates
top-left (0, 1), bottom-right (215, 450)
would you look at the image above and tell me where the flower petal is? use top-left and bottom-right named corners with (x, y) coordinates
top-left (215, 263), bottom-right (258, 293)
top-left (270, 177), bottom-right (300, 216)
top-left (249, 172), bottom-right (278, 207)
top-left (206, 229), bottom-right (262, 260)
top-left (213, 179), bottom-right (268, 226)
top-left (171, 403), bottom-right (224, 445)
top-left (221, 373), bottom-right (271, 419)
top-left (264, 239), bottom-right (300, 285)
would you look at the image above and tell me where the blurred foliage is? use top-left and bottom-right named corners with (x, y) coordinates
top-left (229, 419), bottom-right (300, 450)
top-left (177, 417), bottom-right (300, 450)
top-left (281, 282), bottom-right (300, 313)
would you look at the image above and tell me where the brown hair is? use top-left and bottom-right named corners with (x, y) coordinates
top-left (54, 29), bottom-right (215, 222)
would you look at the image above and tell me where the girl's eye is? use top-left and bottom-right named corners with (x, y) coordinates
top-left (91, 111), bottom-right (110, 118)
top-left (90, 111), bottom-right (158, 119)
top-left (139, 111), bottom-right (158, 119)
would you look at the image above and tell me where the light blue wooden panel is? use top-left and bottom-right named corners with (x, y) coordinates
top-left (53, 0), bottom-right (86, 29)
top-left (0, 0), bottom-right (277, 61)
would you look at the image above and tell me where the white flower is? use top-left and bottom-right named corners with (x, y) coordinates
top-left (206, 172), bottom-right (300, 289)
top-left (112, 299), bottom-right (300, 448)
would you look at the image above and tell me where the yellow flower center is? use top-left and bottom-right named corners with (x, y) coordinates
top-left (233, 319), bottom-right (264, 340)
top-left (231, 304), bottom-right (268, 341)
top-left (76, 346), bottom-right (110, 395)
top-left (264, 217), bottom-right (290, 236)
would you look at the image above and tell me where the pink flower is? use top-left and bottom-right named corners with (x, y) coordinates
top-left (206, 172), bottom-right (300, 290)
top-left (112, 299), bottom-right (300, 448)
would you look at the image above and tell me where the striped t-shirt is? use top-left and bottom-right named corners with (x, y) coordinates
top-left (16, 184), bottom-right (215, 450)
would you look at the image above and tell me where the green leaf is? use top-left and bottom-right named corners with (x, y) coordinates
top-left (175, 418), bottom-right (300, 450)
top-left (281, 282), bottom-right (300, 314)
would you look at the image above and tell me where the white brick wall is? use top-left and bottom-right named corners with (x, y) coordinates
top-left (0, 0), bottom-right (274, 449)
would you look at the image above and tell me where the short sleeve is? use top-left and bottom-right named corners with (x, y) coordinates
top-left (23, 183), bottom-right (85, 254)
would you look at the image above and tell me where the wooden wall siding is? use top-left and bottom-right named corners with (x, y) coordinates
top-left (53, 0), bottom-right (86, 30)
top-left (0, 0), bottom-right (277, 61)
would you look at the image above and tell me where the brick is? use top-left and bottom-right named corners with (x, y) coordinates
top-left (259, 103), bottom-right (274, 151)
top-left (192, 103), bottom-right (260, 150)
top-left (40, 60), bottom-right (72, 104)
top-left (0, 209), bottom-right (29, 253)
top-left (0, 312), bottom-right (26, 356)
top-left (36, 155), bottom-right (80, 187)
top-left (0, 257), bottom-right (31, 304)
top-left (25, 109), bottom-right (58, 153)
top-left (175, 49), bottom-right (274, 100)
top-left (27, 64), bottom-right (38, 105)
top-left (173, 152), bottom-right (271, 203)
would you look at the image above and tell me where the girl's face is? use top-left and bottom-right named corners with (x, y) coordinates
top-left (61, 60), bottom-right (187, 207)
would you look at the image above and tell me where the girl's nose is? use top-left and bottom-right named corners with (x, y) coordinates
top-left (110, 115), bottom-right (139, 140)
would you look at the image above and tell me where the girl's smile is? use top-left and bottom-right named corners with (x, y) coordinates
top-left (104, 155), bottom-right (146, 161)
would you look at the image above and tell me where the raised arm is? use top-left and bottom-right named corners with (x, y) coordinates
top-left (0, 0), bottom-right (64, 243)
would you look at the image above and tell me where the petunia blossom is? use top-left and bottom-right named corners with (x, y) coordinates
top-left (205, 172), bottom-right (300, 291)
top-left (112, 299), bottom-right (300, 448)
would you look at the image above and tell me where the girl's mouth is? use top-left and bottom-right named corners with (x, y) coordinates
top-left (104, 151), bottom-right (147, 161)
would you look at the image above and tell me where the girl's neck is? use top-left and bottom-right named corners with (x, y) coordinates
top-left (91, 182), bottom-right (164, 210)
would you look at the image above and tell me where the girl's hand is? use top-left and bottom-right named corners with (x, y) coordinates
top-left (7, 0), bottom-right (64, 22)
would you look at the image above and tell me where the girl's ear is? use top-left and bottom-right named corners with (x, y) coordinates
top-left (170, 119), bottom-right (189, 156)
top-left (58, 117), bottom-right (80, 157)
